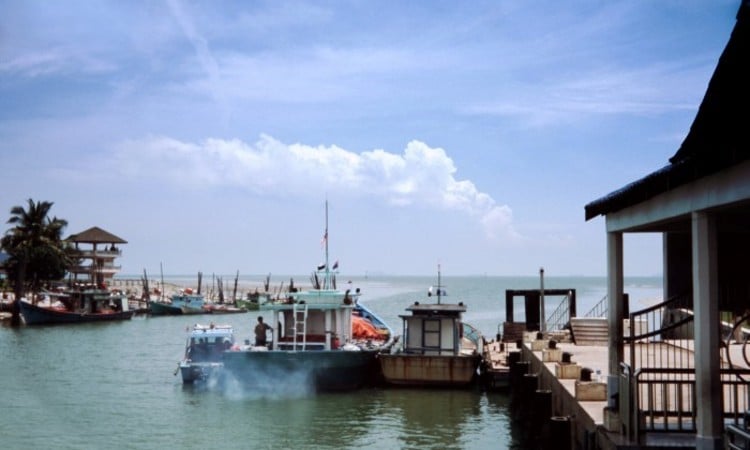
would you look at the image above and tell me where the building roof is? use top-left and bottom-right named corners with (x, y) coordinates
top-left (66, 226), bottom-right (127, 244)
top-left (405, 302), bottom-right (467, 317)
top-left (585, 1), bottom-right (750, 221)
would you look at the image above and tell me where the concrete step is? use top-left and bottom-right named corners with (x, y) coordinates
top-left (570, 317), bottom-right (609, 346)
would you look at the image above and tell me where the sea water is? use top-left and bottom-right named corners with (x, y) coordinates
top-left (0, 275), bottom-right (661, 450)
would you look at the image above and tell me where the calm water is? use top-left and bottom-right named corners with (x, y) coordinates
top-left (0, 275), bottom-right (661, 450)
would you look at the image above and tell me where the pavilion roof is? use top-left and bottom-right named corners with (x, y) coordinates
top-left (66, 226), bottom-right (127, 244)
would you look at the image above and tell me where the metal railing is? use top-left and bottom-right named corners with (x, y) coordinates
top-left (621, 293), bottom-right (750, 441)
top-left (727, 422), bottom-right (750, 450)
top-left (584, 294), bottom-right (607, 318)
top-left (630, 367), bottom-right (750, 435)
top-left (545, 292), bottom-right (571, 331)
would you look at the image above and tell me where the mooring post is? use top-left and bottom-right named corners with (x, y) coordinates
top-left (550, 416), bottom-right (572, 450)
top-left (533, 389), bottom-right (553, 448)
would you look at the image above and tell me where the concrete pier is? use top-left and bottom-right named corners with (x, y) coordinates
top-left (511, 341), bottom-right (701, 449)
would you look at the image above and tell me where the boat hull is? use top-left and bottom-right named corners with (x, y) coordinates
top-left (180, 361), bottom-right (224, 383)
top-left (235, 299), bottom-right (260, 311)
top-left (378, 354), bottom-right (482, 387)
top-left (221, 348), bottom-right (380, 392)
top-left (148, 301), bottom-right (182, 315)
top-left (20, 301), bottom-right (134, 325)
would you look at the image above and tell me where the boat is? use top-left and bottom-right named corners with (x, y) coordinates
top-left (177, 323), bottom-right (236, 383)
top-left (19, 285), bottom-right (134, 325)
top-left (235, 290), bottom-right (271, 311)
top-left (149, 288), bottom-right (205, 315)
top-left (480, 339), bottom-right (511, 390)
top-left (378, 266), bottom-right (483, 387)
top-left (203, 302), bottom-right (248, 315)
top-left (220, 203), bottom-right (395, 392)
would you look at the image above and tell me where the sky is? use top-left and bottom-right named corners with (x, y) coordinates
top-left (0, 0), bottom-right (741, 278)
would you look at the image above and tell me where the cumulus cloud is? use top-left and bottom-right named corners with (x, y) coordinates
top-left (113, 135), bottom-right (521, 242)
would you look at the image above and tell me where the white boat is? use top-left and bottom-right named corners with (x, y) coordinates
top-left (378, 266), bottom-right (483, 387)
top-left (178, 323), bottom-right (235, 383)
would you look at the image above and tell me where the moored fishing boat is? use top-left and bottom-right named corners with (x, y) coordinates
top-left (178, 323), bottom-right (236, 383)
top-left (203, 303), bottom-right (248, 314)
top-left (234, 290), bottom-right (269, 311)
top-left (149, 288), bottom-right (205, 315)
top-left (20, 285), bottom-right (134, 325)
top-left (220, 202), bottom-right (395, 392)
top-left (378, 266), bottom-right (483, 387)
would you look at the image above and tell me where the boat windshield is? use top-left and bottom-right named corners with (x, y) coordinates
top-left (187, 333), bottom-right (234, 362)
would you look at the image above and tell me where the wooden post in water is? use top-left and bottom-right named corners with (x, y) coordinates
top-left (159, 262), bottom-right (165, 301)
top-left (232, 270), bottom-right (239, 303)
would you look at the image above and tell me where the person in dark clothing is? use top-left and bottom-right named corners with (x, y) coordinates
top-left (254, 316), bottom-right (272, 346)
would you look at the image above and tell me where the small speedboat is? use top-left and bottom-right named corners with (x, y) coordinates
top-left (177, 323), bottom-right (236, 383)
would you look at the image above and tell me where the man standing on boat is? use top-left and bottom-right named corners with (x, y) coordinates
top-left (254, 316), bottom-right (272, 347)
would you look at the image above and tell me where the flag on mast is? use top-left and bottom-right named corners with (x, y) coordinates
top-left (332, 260), bottom-right (339, 270)
top-left (321, 230), bottom-right (328, 248)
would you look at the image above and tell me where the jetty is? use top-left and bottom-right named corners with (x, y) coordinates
top-left (506, 2), bottom-right (750, 448)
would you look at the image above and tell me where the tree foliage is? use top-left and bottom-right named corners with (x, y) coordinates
top-left (0, 198), bottom-right (73, 293)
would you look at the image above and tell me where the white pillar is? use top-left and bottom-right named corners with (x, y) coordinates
top-left (607, 231), bottom-right (624, 408)
top-left (692, 211), bottom-right (722, 450)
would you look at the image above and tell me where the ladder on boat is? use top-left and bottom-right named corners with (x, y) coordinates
top-left (293, 302), bottom-right (308, 350)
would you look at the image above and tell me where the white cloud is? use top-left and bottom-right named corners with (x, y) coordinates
top-left (112, 134), bottom-right (520, 242)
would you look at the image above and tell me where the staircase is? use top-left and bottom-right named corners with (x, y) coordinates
top-left (569, 317), bottom-right (609, 346)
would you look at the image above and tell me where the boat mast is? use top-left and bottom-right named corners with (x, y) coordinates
top-left (323, 200), bottom-right (330, 289)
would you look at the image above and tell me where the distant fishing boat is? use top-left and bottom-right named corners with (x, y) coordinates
top-left (149, 288), bottom-right (205, 315)
top-left (203, 303), bottom-right (248, 315)
top-left (378, 266), bottom-right (483, 387)
top-left (20, 285), bottom-right (134, 325)
top-left (221, 202), bottom-right (395, 392)
top-left (234, 290), bottom-right (270, 311)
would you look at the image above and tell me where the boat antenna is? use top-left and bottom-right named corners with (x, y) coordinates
top-left (325, 200), bottom-right (329, 275)
top-left (322, 200), bottom-right (330, 289)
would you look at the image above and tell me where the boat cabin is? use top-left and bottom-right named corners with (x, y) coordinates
top-left (263, 291), bottom-right (356, 351)
top-left (399, 302), bottom-right (467, 356)
top-left (185, 324), bottom-right (234, 363)
top-left (49, 285), bottom-right (129, 314)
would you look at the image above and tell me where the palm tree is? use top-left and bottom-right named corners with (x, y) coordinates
top-left (0, 199), bottom-right (71, 326)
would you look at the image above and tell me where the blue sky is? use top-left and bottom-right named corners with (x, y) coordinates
top-left (0, 0), bottom-right (740, 277)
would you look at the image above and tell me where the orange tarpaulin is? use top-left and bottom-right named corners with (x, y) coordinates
top-left (352, 315), bottom-right (383, 340)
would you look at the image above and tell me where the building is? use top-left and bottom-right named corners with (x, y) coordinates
top-left (585, 2), bottom-right (749, 448)
top-left (66, 226), bottom-right (127, 287)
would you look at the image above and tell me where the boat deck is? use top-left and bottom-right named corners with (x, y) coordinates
top-left (482, 340), bottom-right (510, 389)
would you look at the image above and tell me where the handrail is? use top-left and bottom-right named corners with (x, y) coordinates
top-left (625, 313), bottom-right (694, 343)
top-left (545, 293), bottom-right (570, 331)
top-left (631, 366), bottom-right (750, 434)
top-left (634, 292), bottom-right (690, 316)
top-left (584, 294), bottom-right (607, 318)
top-left (726, 423), bottom-right (750, 450)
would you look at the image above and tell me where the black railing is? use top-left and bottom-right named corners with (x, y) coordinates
top-left (622, 293), bottom-right (750, 441)
top-left (584, 294), bottom-right (608, 318)
top-left (545, 293), bottom-right (571, 331)
top-left (630, 367), bottom-right (750, 435)
top-left (727, 422), bottom-right (750, 450)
